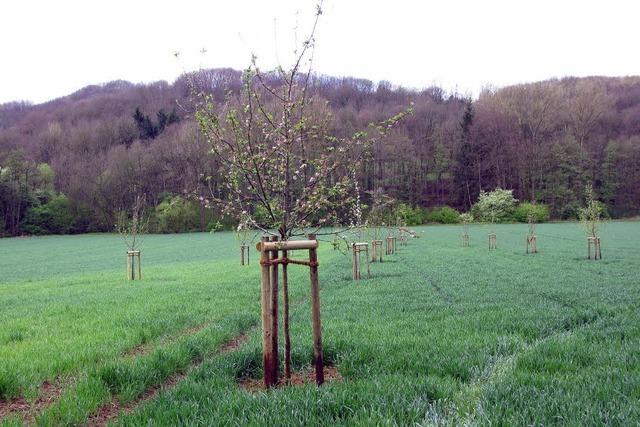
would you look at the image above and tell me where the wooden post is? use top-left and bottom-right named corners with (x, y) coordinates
top-left (488, 233), bottom-right (497, 250)
top-left (371, 240), bottom-right (383, 262)
top-left (352, 243), bottom-right (357, 280)
top-left (282, 248), bottom-right (291, 381)
top-left (241, 244), bottom-right (250, 265)
top-left (269, 235), bottom-right (279, 383)
top-left (364, 244), bottom-right (371, 278)
top-left (307, 234), bottom-right (324, 385)
top-left (127, 252), bottom-right (132, 280)
top-left (259, 236), bottom-right (277, 387)
top-left (356, 244), bottom-right (361, 280)
top-left (371, 240), bottom-right (376, 263)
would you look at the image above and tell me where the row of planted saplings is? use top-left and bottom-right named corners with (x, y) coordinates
top-left (460, 217), bottom-right (602, 260)
top-left (350, 227), bottom-right (414, 280)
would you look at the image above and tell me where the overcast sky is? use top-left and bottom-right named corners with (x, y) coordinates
top-left (1, 0), bottom-right (639, 104)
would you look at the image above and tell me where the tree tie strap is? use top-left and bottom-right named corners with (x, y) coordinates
top-left (260, 258), bottom-right (318, 267)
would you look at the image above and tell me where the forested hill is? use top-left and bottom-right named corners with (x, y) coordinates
top-left (1, 70), bottom-right (640, 235)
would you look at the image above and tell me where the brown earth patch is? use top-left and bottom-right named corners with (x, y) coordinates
top-left (239, 365), bottom-right (343, 393)
top-left (0, 379), bottom-right (67, 423)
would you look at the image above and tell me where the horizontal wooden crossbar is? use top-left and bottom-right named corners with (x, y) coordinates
top-left (259, 257), bottom-right (318, 267)
top-left (256, 239), bottom-right (318, 252)
top-left (352, 242), bottom-right (369, 247)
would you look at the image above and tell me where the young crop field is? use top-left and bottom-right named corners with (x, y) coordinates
top-left (1, 222), bottom-right (639, 426)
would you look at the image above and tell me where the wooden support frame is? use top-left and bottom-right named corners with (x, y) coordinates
top-left (488, 233), bottom-right (497, 250)
top-left (386, 235), bottom-right (395, 255)
top-left (240, 244), bottom-right (250, 265)
top-left (462, 234), bottom-right (470, 247)
top-left (371, 240), bottom-right (383, 263)
top-left (526, 235), bottom-right (538, 254)
top-left (587, 236), bottom-right (602, 260)
top-left (256, 235), bottom-right (324, 387)
top-left (351, 242), bottom-right (371, 280)
top-left (126, 250), bottom-right (141, 280)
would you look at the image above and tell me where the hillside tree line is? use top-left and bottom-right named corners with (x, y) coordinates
top-left (1, 71), bottom-right (639, 236)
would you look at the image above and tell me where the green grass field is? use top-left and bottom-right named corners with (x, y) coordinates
top-left (1, 222), bottom-right (639, 426)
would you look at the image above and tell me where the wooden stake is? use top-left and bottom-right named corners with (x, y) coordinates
top-left (371, 240), bottom-right (383, 262)
top-left (259, 236), bottom-right (277, 387)
top-left (269, 235), bottom-right (279, 383)
top-left (240, 244), bottom-right (250, 265)
top-left (127, 252), bottom-right (132, 280)
top-left (597, 237), bottom-right (602, 259)
top-left (355, 244), bottom-right (360, 279)
top-left (307, 233), bottom-right (324, 385)
top-left (282, 248), bottom-right (291, 382)
top-left (364, 244), bottom-right (371, 278)
top-left (352, 243), bottom-right (357, 280)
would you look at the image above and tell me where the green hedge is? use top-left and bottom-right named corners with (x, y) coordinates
top-left (425, 206), bottom-right (461, 224)
top-left (394, 204), bottom-right (426, 226)
top-left (21, 194), bottom-right (76, 235)
top-left (513, 203), bottom-right (550, 223)
top-left (152, 195), bottom-right (201, 233)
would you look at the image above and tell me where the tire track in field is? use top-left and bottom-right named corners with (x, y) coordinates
top-left (439, 310), bottom-right (610, 426)
top-left (87, 330), bottom-right (253, 427)
top-left (394, 243), bottom-right (462, 313)
top-left (0, 320), bottom-right (218, 425)
top-left (87, 287), bottom-right (314, 427)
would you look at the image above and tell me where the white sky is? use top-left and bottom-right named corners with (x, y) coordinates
top-left (1, 0), bottom-right (639, 104)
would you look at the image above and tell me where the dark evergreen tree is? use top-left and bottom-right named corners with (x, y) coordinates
top-left (452, 100), bottom-right (475, 211)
